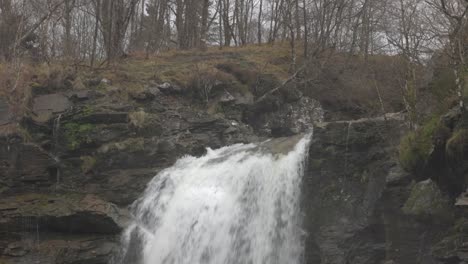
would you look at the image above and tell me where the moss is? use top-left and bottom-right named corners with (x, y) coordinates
top-left (63, 123), bottom-right (95, 150)
top-left (81, 105), bottom-right (94, 116)
top-left (80, 156), bottom-right (96, 173)
top-left (399, 117), bottom-right (442, 173)
top-left (402, 179), bottom-right (449, 217)
top-left (446, 129), bottom-right (468, 162)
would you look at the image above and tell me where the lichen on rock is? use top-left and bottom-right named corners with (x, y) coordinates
top-left (402, 179), bottom-right (451, 218)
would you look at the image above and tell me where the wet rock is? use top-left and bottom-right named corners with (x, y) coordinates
top-left (0, 236), bottom-right (118, 264)
top-left (259, 133), bottom-right (307, 155)
top-left (72, 112), bottom-right (128, 124)
top-left (0, 193), bottom-right (128, 234)
top-left (55, 237), bottom-right (118, 264)
top-left (0, 141), bottom-right (57, 193)
top-left (246, 97), bottom-right (324, 137)
top-left (303, 115), bottom-right (409, 264)
top-left (187, 117), bottom-right (230, 134)
top-left (3, 242), bottom-right (28, 257)
top-left (0, 98), bottom-right (11, 125)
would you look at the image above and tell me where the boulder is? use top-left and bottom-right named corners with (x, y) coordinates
top-left (402, 179), bottom-right (451, 218)
top-left (32, 94), bottom-right (72, 123)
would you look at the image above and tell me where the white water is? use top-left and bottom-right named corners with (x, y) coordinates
top-left (117, 135), bottom-right (311, 264)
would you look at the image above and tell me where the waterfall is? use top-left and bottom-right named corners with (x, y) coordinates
top-left (115, 134), bottom-right (311, 264)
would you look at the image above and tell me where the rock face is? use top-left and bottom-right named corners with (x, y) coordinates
top-left (1, 71), bottom-right (464, 264)
top-left (0, 98), bottom-right (11, 125)
top-left (245, 95), bottom-right (324, 137)
top-left (0, 78), bottom-right (269, 263)
top-left (303, 114), bottom-right (455, 264)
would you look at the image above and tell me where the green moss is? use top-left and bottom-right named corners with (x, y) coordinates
top-left (402, 179), bottom-right (449, 217)
top-left (63, 123), bottom-right (95, 150)
top-left (399, 117), bottom-right (442, 173)
top-left (81, 105), bottom-right (94, 116)
top-left (446, 129), bottom-right (468, 161)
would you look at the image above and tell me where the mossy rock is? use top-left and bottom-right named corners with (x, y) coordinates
top-left (399, 117), bottom-right (449, 174)
top-left (402, 179), bottom-right (450, 218)
top-left (63, 122), bottom-right (95, 150)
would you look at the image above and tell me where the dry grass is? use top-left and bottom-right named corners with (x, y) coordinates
top-left (0, 44), bottom-right (424, 123)
top-left (93, 44), bottom-right (295, 99)
top-left (0, 62), bottom-right (35, 121)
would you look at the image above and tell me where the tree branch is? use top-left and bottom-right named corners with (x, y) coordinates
top-left (255, 64), bottom-right (307, 103)
top-left (14, 0), bottom-right (66, 49)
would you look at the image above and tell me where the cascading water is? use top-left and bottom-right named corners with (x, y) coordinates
top-left (115, 134), bottom-right (311, 264)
